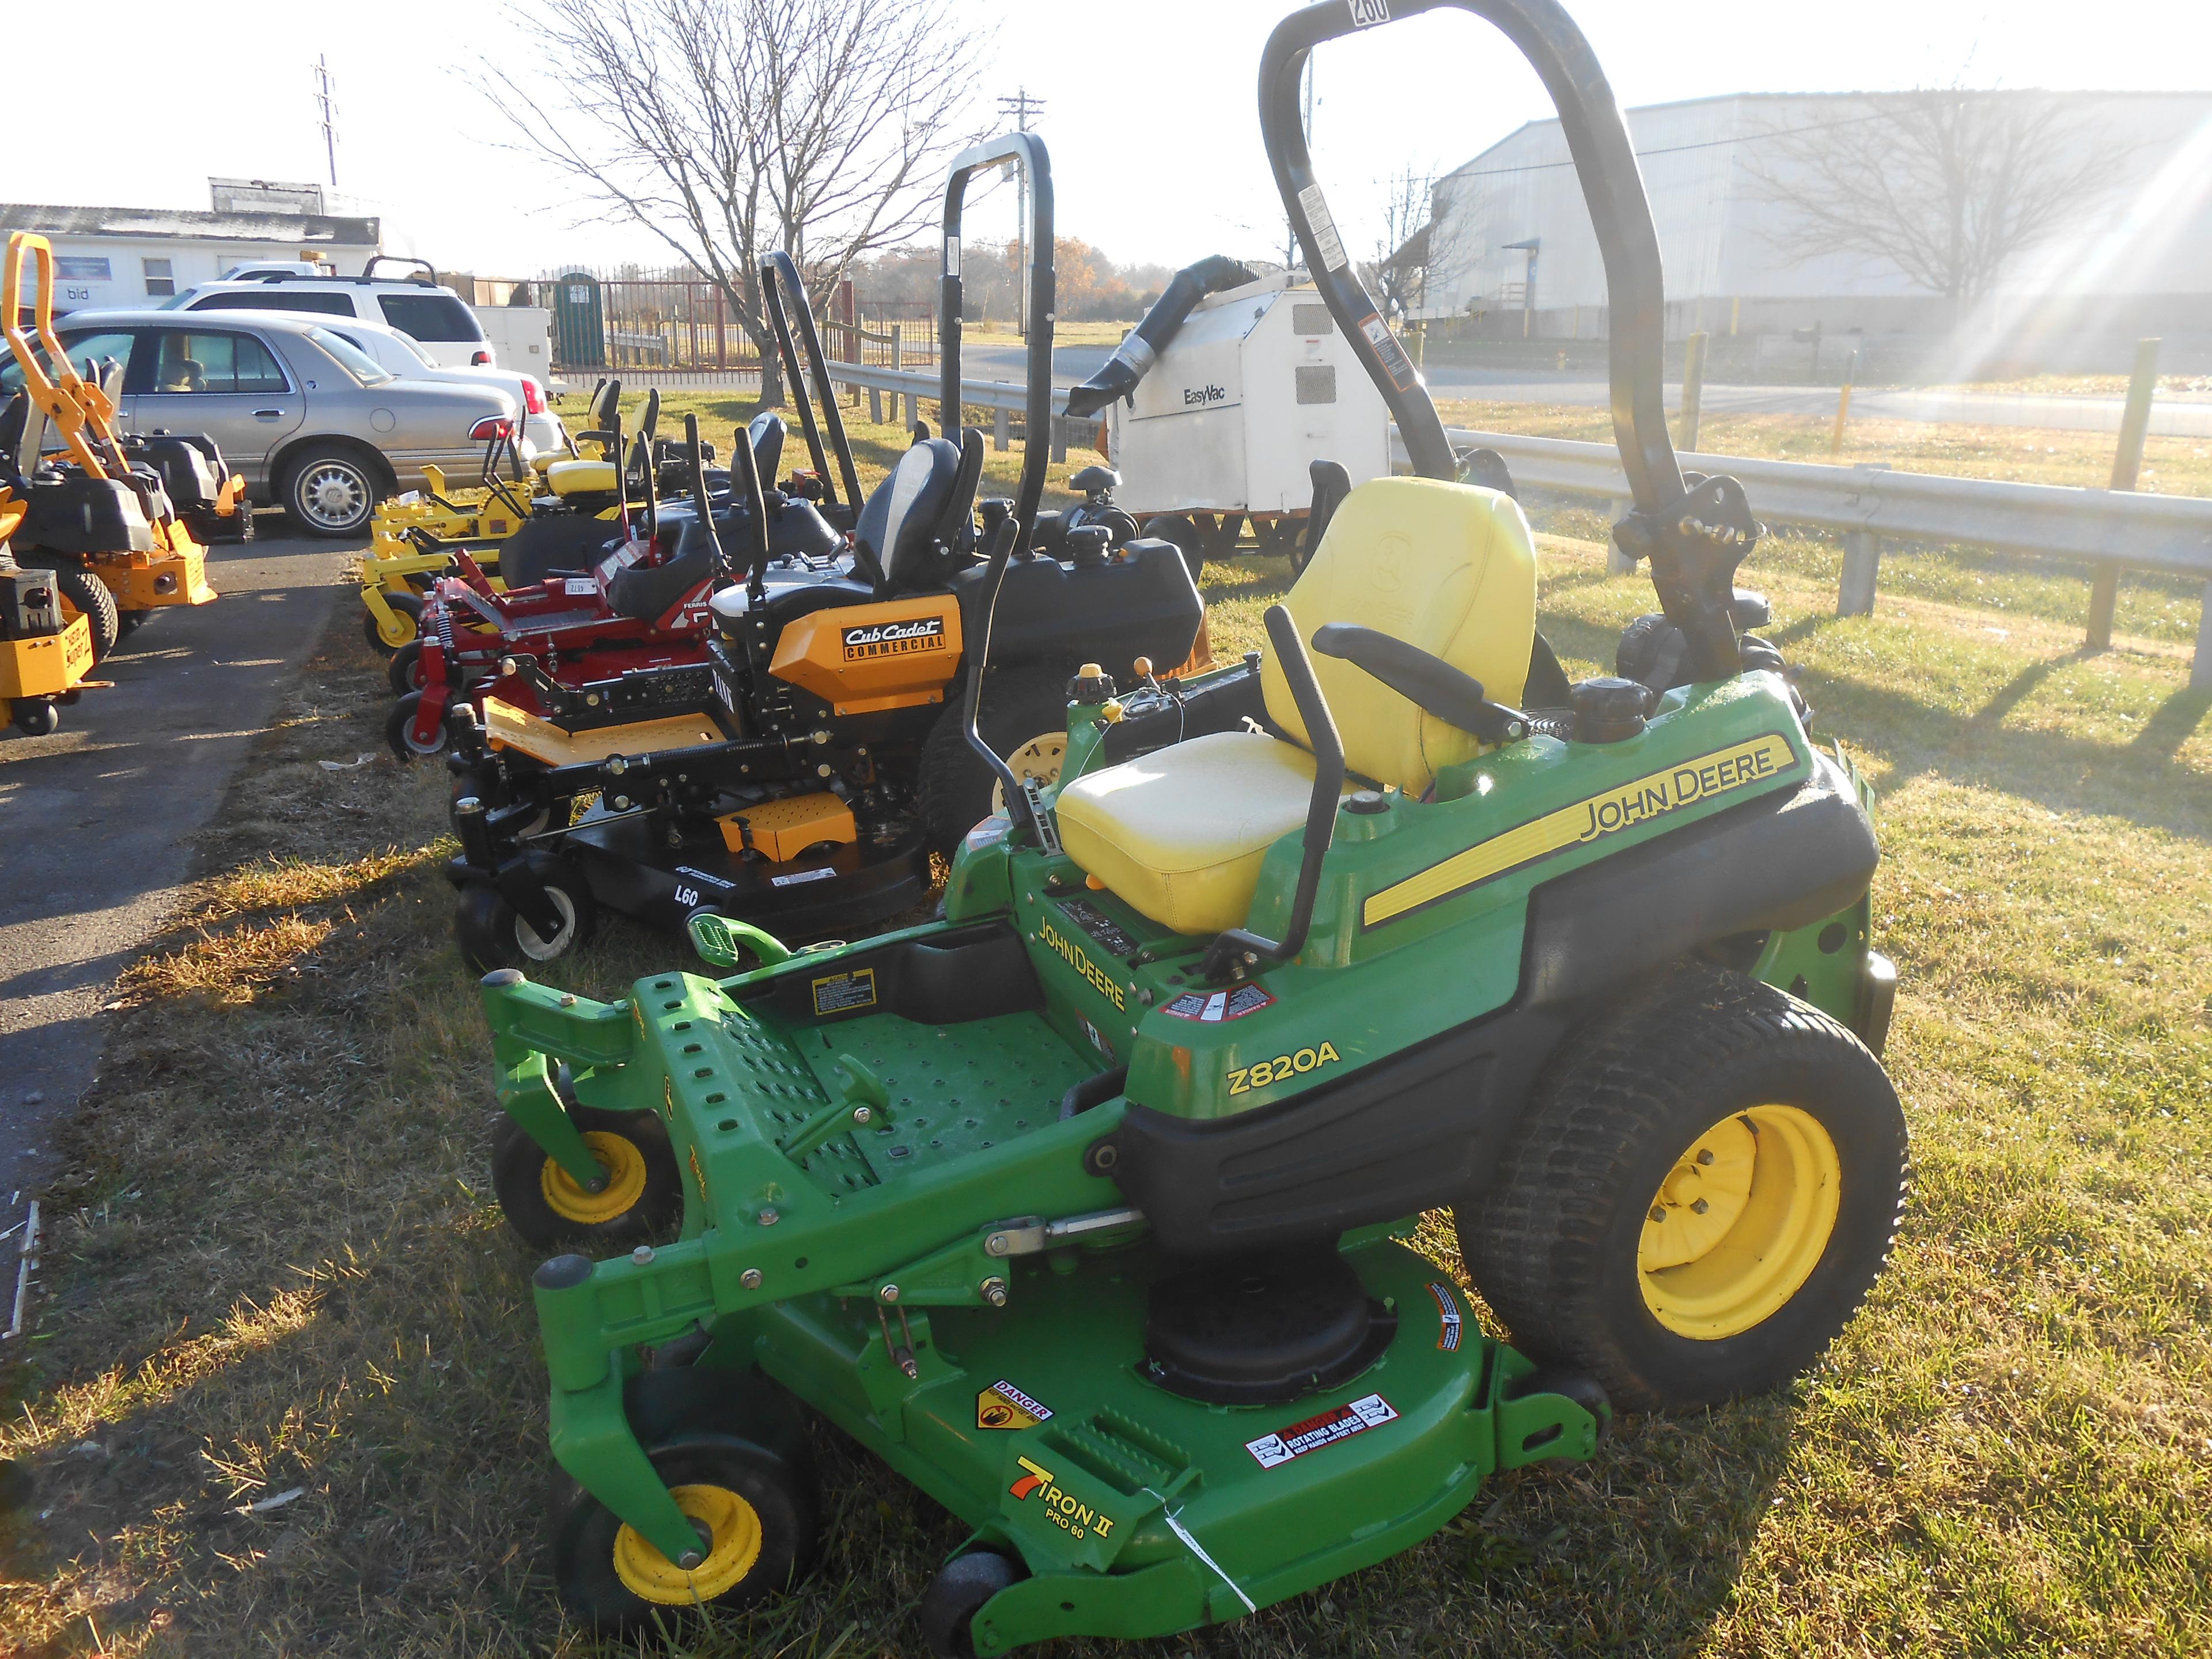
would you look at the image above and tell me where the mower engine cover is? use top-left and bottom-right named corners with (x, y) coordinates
top-left (948, 536), bottom-right (1202, 678)
top-left (20, 473), bottom-right (157, 554)
top-left (131, 435), bottom-right (222, 513)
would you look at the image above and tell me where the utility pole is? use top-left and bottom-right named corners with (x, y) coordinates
top-left (312, 55), bottom-right (339, 189)
top-left (997, 88), bottom-right (1044, 337)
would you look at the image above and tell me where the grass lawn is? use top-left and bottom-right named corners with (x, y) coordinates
top-left (1, 419), bottom-right (2207, 1657)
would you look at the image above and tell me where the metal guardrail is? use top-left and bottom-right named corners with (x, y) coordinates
top-left (818, 366), bottom-right (2212, 685)
top-left (824, 360), bottom-right (1079, 459)
top-left (1425, 427), bottom-right (2212, 688)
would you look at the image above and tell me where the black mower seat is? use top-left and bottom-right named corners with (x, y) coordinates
top-left (1055, 476), bottom-right (1537, 935)
top-left (850, 437), bottom-right (963, 592)
top-left (606, 551), bottom-right (710, 624)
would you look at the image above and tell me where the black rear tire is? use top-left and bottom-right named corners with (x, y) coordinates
top-left (918, 666), bottom-right (1069, 852)
top-left (920, 1549), bottom-right (1027, 1659)
top-left (490, 1104), bottom-right (680, 1251)
top-left (54, 567), bottom-right (120, 664)
top-left (1457, 961), bottom-right (1908, 1413)
top-left (553, 1435), bottom-right (819, 1634)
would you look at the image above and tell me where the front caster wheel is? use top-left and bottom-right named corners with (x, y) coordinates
top-left (453, 864), bottom-right (596, 971)
top-left (363, 590), bottom-right (423, 656)
top-left (553, 1436), bottom-right (820, 1634)
top-left (385, 691), bottom-right (451, 760)
top-left (921, 1549), bottom-right (1027, 1659)
top-left (10, 699), bottom-right (59, 737)
top-left (491, 1105), bottom-right (680, 1251)
top-left (1457, 961), bottom-right (1908, 1413)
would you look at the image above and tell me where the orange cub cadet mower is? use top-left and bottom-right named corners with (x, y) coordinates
top-left (1, 232), bottom-right (231, 660)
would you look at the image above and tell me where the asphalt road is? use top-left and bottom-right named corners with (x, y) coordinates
top-left (958, 343), bottom-right (2212, 437)
top-left (0, 521), bottom-right (359, 1207)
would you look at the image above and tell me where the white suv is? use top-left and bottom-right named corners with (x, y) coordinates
top-left (164, 257), bottom-right (496, 369)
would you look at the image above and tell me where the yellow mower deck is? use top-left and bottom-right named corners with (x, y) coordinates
top-left (1, 612), bottom-right (94, 699)
top-left (480, 696), bottom-right (724, 766)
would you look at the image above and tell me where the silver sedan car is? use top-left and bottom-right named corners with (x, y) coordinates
top-left (16, 308), bottom-right (517, 537)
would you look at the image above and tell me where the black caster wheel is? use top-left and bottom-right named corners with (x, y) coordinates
top-left (921, 1549), bottom-right (1027, 1659)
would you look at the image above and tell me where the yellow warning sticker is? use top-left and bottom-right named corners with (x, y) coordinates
top-left (976, 1378), bottom-right (1054, 1431)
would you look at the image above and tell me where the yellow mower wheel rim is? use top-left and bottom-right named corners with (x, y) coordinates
top-left (990, 732), bottom-right (1067, 816)
top-left (540, 1130), bottom-right (648, 1225)
top-left (1637, 1105), bottom-right (1840, 1339)
top-left (611, 1483), bottom-right (762, 1605)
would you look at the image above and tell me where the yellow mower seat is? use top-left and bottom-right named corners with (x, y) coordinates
top-left (1055, 476), bottom-right (1536, 936)
top-left (547, 459), bottom-right (618, 497)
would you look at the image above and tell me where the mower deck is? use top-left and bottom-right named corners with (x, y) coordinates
top-left (718, 1235), bottom-right (1592, 1649)
top-left (560, 803), bottom-right (934, 941)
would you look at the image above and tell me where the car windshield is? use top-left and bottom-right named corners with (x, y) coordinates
top-left (389, 330), bottom-right (440, 368)
top-left (307, 326), bottom-right (397, 386)
top-left (156, 290), bottom-right (195, 310)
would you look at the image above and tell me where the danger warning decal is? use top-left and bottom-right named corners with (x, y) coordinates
top-left (976, 1379), bottom-right (1054, 1431)
top-left (1358, 312), bottom-right (1420, 393)
top-left (840, 616), bottom-right (946, 660)
top-left (1246, 1392), bottom-right (1399, 1469)
top-left (1427, 1282), bottom-right (1464, 1351)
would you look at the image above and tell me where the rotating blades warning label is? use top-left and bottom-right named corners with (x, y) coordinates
top-left (1245, 1392), bottom-right (1399, 1469)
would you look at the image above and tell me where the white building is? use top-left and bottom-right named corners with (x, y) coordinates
top-left (1421, 92), bottom-right (2212, 358)
top-left (2, 181), bottom-right (379, 315)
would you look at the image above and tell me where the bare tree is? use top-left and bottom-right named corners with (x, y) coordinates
top-left (1368, 166), bottom-right (1435, 324)
top-left (1747, 88), bottom-right (2129, 317)
top-left (484, 0), bottom-right (987, 402)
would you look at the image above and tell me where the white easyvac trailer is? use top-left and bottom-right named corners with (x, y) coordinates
top-left (1072, 265), bottom-right (1392, 569)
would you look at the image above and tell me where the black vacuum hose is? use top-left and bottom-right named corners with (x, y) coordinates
top-left (1064, 255), bottom-right (1257, 418)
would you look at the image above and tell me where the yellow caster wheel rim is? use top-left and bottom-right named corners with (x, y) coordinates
top-left (1637, 1104), bottom-right (1840, 1339)
top-left (611, 1483), bottom-right (763, 1605)
top-left (540, 1130), bottom-right (647, 1225)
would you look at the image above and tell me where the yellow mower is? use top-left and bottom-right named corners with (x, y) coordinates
top-left (0, 487), bottom-right (100, 736)
top-left (359, 382), bottom-right (641, 655)
top-left (2, 233), bottom-right (228, 658)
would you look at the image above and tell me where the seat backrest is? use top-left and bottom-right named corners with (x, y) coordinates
top-left (851, 437), bottom-right (961, 590)
top-left (748, 412), bottom-right (785, 490)
top-left (1265, 475), bottom-right (1536, 796)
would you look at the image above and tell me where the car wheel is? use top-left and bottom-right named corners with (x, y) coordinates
top-left (285, 445), bottom-right (382, 538)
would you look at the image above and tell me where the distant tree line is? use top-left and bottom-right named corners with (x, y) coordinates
top-left (853, 237), bottom-right (1177, 324)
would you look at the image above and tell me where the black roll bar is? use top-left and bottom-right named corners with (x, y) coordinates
top-left (939, 131), bottom-right (1055, 550)
top-left (1259, 0), bottom-right (1756, 677)
top-left (759, 251), bottom-right (863, 512)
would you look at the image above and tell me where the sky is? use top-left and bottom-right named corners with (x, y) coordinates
top-left (15, 0), bottom-right (2212, 281)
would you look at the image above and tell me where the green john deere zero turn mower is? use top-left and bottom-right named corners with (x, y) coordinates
top-left (471, 2), bottom-right (1907, 1649)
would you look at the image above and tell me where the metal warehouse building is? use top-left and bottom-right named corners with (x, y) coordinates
top-left (1419, 91), bottom-right (2212, 364)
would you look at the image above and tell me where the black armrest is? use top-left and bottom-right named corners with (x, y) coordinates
top-left (1310, 623), bottom-right (1527, 745)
